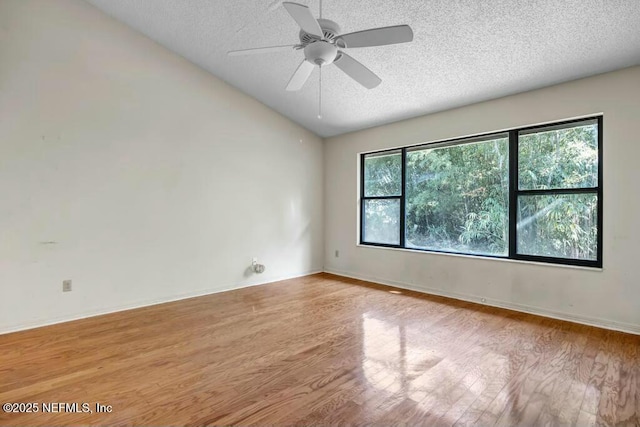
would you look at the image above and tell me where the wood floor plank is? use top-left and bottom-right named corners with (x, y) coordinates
top-left (611, 332), bottom-right (639, 426)
top-left (580, 329), bottom-right (614, 418)
top-left (533, 322), bottom-right (592, 426)
top-left (492, 319), bottom-right (573, 425)
top-left (399, 309), bottom-right (518, 425)
top-left (0, 273), bottom-right (638, 426)
top-left (452, 315), bottom-right (553, 426)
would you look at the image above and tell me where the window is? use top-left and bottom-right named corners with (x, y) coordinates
top-left (515, 119), bottom-right (600, 263)
top-left (360, 117), bottom-right (602, 268)
top-left (362, 150), bottom-right (402, 245)
top-left (405, 135), bottom-right (509, 256)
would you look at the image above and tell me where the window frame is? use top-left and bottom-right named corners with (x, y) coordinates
top-left (360, 149), bottom-right (405, 246)
top-left (359, 116), bottom-right (603, 268)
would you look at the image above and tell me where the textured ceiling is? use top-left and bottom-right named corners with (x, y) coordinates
top-left (86, 0), bottom-right (640, 137)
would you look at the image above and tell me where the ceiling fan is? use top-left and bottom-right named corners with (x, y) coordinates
top-left (228, 1), bottom-right (413, 118)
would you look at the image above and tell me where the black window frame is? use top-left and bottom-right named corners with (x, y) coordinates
top-left (360, 149), bottom-right (404, 246)
top-left (359, 116), bottom-right (603, 268)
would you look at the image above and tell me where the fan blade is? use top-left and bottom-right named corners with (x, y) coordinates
top-left (286, 60), bottom-right (315, 91)
top-left (334, 52), bottom-right (381, 89)
top-left (283, 2), bottom-right (323, 39)
top-left (338, 25), bottom-right (413, 48)
top-left (228, 45), bottom-right (296, 56)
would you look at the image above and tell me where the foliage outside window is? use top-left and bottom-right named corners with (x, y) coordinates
top-left (360, 117), bottom-right (602, 268)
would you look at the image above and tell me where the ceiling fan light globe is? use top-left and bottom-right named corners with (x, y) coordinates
top-left (304, 41), bottom-right (338, 66)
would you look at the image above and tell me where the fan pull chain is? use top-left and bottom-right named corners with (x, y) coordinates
top-left (318, 66), bottom-right (322, 119)
top-left (318, 0), bottom-right (323, 119)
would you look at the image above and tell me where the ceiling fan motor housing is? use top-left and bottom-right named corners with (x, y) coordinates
top-left (299, 18), bottom-right (341, 43)
top-left (300, 18), bottom-right (342, 66)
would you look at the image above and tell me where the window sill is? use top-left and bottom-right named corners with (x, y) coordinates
top-left (356, 244), bottom-right (603, 272)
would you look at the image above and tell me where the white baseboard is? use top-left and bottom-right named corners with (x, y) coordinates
top-left (324, 268), bottom-right (640, 336)
top-left (0, 270), bottom-right (323, 335)
top-left (5, 268), bottom-right (637, 336)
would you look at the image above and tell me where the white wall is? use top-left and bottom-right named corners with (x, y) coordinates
top-left (0, 0), bottom-right (324, 333)
top-left (324, 66), bottom-right (640, 334)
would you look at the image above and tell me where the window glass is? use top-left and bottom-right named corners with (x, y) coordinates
top-left (363, 199), bottom-right (401, 245)
top-left (405, 137), bottom-right (509, 256)
top-left (517, 193), bottom-right (598, 260)
top-left (519, 122), bottom-right (598, 190)
top-left (364, 151), bottom-right (402, 197)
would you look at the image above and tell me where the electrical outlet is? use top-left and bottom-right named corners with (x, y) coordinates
top-left (335, 250), bottom-right (339, 258)
top-left (62, 279), bottom-right (72, 292)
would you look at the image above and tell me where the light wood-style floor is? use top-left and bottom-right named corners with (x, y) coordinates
top-left (1, 273), bottom-right (638, 426)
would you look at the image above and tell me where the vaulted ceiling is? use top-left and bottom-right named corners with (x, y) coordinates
top-left (86, 0), bottom-right (640, 137)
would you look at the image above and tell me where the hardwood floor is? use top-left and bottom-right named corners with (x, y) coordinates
top-left (1, 273), bottom-right (638, 426)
